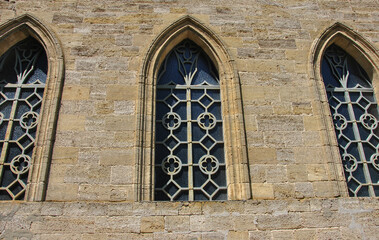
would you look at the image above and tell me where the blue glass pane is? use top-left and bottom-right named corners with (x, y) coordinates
top-left (194, 190), bottom-right (208, 201)
top-left (0, 101), bottom-right (13, 118)
top-left (155, 144), bottom-right (169, 164)
top-left (207, 89), bottom-right (220, 100)
top-left (368, 165), bottom-right (378, 183)
top-left (155, 123), bottom-right (169, 142)
top-left (192, 53), bottom-right (219, 85)
top-left (358, 125), bottom-right (370, 141)
top-left (352, 164), bottom-right (367, 183)
top-left (5, 142), bottom-right (22, 163)
top-left (11, 123), bottom-right (25, 140)
top-left (175, 191), bottom-right (188, 201)
top-left (213, 189), bottom-right (227, 200)
top-left (173, 89), bottom-right (186, 100)
top-left (174, 167), bottom-right (187, 187)
top-left (192, 143), bottom-right (207, 164)
top-left (15, 101), bottom-right (30, 119)
top-left (193, 167), bottom-right (207, 187)
top-left (213, 166), bottom-right (227, 186)
top-left (191, 89), bottom-right (204, 100)
top-left (154, 167), bottom-right (170, 188)
top-left (156, 89), bottom-right (170, 100)
top-left (336, 104), bottom-right (349, 120)
top-left (155, 102), bottom-right (169, 120)
top-left (356, 185), bottom-right (369, 197)
top-left (20, 89), bottom-right (34, 99)
top-left (173, 102), bottom-right (186, 120)
top-left (173, 144), bottom-right (187, 164)
top-left (208, 102), bottom-right (222, 120)
top-left (210, 144), bottom-right (224, 163)
top-left (341, 123), bottom-right (355, 141)
top-left (173, 123), bottom-right (186, 141)
top-left (191, 102), bottom-right (204, 120)
top-left (0, 166), bottom-right (17, 187)
top-left (209, 123), bottom-right (223, 141)
top-left (3, 88), bottom-right (16, 99)
top-left (157, 52), bottom-right (184, 85)
top-left (192, 124), bottom-right (205, 142)
top-left (0, 122), bottom-right (8, 139)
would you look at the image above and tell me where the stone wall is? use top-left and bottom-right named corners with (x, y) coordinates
top-left (1, 0), bottom-right (377, 201)
top-left (0, 0), bottom-right (378, 238)
top-left (0, 198), bottom-right (378, 239)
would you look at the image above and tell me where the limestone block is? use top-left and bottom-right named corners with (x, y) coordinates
top-left (232, 215), bottom-right (258, 231)
top-left (257, 115), bottom-right (304, 131)
top-left (271, 230), bottom-right (294, 239)
top-left (256, 213), bottom-right (301, 230)
top-left (51, 146), bottom-right (79, 164)
top-left (106, 85), bottom-right (137, 101)
top-left (287, 164), bottom-right (309, 182)
top-left (294, 229), bottom-right (317, 240)
top-left (45, 183), bottom-right (79, 201)
top-left (62, 85), bottom-right (90, 101)
top-left (248, 147), bottom-right (277, 164)
top-left (77, 184), bottom-right (111, 201)
top-left (228, 231), bottom-right (249, 240)
top-left (104, 115), bottom-right (135, 131)
top-left (64, 164), bottom-right (111, 184)
top-left (95, 216), bottom-right (140, 233)
top-left (165, 216), bottom-right (190, 232)
top-left (141, 216), bottom-right (164, 233)
top-left (57, 114), bottom-right (86, 131)
top-left (111, 165), bottom-right (134, 185)
top-left (249, 231), bottom-right (271, 240)
top-left (294, 182), bottom-right (314, 198)
top-left (273, 183), bottom-right (295, 199)
top-left (251, 183), bottom-right (274, 200)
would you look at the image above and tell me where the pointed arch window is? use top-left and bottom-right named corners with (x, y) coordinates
top-left (0, 37), bottom-right (47, 200)
top-left (154, 40), bottom-right (227, 201)
top-left (322, 44), bottom-right (379, 197)
top-left (137, 16), bottom-right (250, 201)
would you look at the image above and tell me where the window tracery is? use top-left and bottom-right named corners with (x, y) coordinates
top-left (155, 40), bottom-right (227, 201)
top-left (0, 37), bottom-right (47, 200)
top-left (322, 44), bottom-right (379, 197)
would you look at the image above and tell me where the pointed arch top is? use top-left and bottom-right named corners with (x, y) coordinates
top-left (311, 22), bottom-right (379, 79)
top-left (142, 15), bottom-right (234, 82)
top-left (0, 13), bottom-right (63, 61)
top-left (0, 14), bottom-right (64, 201)
top-left (135, 16), bottom-right (251, 201)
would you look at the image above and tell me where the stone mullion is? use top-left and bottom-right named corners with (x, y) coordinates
top-left (343, 88), bottom-right (375, 196)
top-left (186, 86), bottom-right (193, 201)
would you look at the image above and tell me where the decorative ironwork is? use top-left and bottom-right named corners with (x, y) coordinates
top-left (0, 37), bottom-right (47, 200)
top-left (155, 40), bottom-right (226, 201)
top-left (322, 44), bottom-right (379, 197)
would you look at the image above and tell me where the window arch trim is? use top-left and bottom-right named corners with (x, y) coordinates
top-left (136, 16), bottom-right (251, 201)
top-left (0, 14), bottom-right (64, 201)
top-left (310, 22), bottom-right (379, 197)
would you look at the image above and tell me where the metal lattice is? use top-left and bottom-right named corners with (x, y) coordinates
top-left (155, 40), bottom-right (227, 201)
top-left (0, 37), bottom-right (47, 200)
top-left (322, 44), bottom-right (379, 197)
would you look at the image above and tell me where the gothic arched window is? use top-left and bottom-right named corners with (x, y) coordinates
top-left (154, 40), bottom-right (227, 201)
top-left (0, 37), bottom-right (47, 200)
top-left (322, 44), bottom-right (379, 197)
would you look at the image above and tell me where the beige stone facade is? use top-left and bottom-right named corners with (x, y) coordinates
top-left (0, 0), bottom-right (378, 239)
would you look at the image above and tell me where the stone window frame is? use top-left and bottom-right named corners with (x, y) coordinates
top-left (310, 22), bottom-right (379, 197)
top-left (135, 16), bottom-right (251, 201)
top-left (0, 14), bottom-right (64, 201)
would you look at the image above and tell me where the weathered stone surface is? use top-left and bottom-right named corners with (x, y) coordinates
top-left (0, 0), bottom-right (378, 238)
